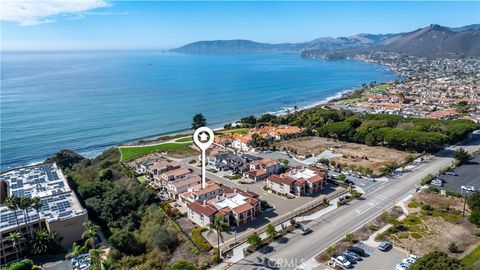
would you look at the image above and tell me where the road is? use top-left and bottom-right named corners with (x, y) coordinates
top-left (228, 135), bottom-right (480, 270)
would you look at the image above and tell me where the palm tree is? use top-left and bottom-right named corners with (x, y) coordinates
top-left (18, 197), bottom-right (34, 238)
top-left (82, 220), bottom-right (99, 249)
top-left (65, 242), bottom-right (87, 259)
top-left (101, 260), bottom-right (114, 270)
top-left (31, 197), bottom-right (43, 231)
top-left (207, 215), bottom-right (229, 263)
top-left (89, 248), bottom-right (105, 270)
top-left (9, 232), bottom-right (21, 262)
top-left (29, 228), bottom-right (57, 255)
top-left (4, 197), bottom-right (22, 234)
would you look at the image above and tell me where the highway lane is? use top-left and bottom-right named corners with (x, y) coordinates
top-left (228, 135), bottom-right (480, 270)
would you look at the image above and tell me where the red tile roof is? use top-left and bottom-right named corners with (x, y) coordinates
top-left (188, 201), bottom-right (217, 217)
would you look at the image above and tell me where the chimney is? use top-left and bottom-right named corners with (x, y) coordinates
top-left (203, 200), bottom-right (207, 206)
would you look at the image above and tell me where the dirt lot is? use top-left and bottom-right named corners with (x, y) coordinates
top-left (381, 191), bottom-right (480, 258)
top-left (277, 137), bottom-right (410, 173)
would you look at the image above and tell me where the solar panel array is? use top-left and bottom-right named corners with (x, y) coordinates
top-left (1, 164), bottom-right (85, 231)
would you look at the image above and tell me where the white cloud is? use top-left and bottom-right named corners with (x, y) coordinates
top-left (0, 0), bottom-right (110, 26)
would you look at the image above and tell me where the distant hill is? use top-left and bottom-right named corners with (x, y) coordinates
top-left (172, 24), bottom-right (480, 58)
top-left (171, 40), bottom-right (281, 53)
top-left (373, 24), bottom-right (480, 57)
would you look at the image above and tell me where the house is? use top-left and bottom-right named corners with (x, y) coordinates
top-left (147, 160), bottom-right (181, 176)
top-left (179, 181), bottom-right (225, 206)
top-left (266, 167), bottom-right (326, 197)
top-left (246, 159), bottom-right (283, 181)
top-left (208, 152), bottom-right (254, 173)
top-left (187, 188), bottom-right (261, 227)
top-left (286, 166), bottom-right (326, 194)
top-left (166, 175), bottom-right (201, 199)
top-left (231, 134), bottom-right (254, 152)
top-left (156, 167), bottom-right (192, 185)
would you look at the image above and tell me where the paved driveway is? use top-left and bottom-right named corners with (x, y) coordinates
top-left (440, 154), bottom-right (480, 193)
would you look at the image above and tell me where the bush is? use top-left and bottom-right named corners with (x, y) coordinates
top-left (191, 227), bottom-right (212, 252)
top-left (5, 259), bottom-right (39, 270)
top-left (448, 242), bottom-right (459, 253)
top-left (421, 204), bottom-right (433, 211)
top-left (421, 174), bottom-right (434, 185)
top-left (409, 251), bottom-right (466, 270)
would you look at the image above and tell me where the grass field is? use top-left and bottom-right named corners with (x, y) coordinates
top-left (215, 128), bottom-right (250, 135)
top-left (337, 97), bottom-right (367, 104)
top-left (462, 246), bottom-right (480, 269)
top-left (175, 137), bottom-right (193, 143)
top-left (369, 84), bottom-right (390, 94)
top-left (119, 143), bottom-right (196, 161)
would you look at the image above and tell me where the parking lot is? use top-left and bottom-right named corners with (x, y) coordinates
top-left (440, 154), bottom-right (480, 193)
top-left (354, 244), bottom-right (409, 270)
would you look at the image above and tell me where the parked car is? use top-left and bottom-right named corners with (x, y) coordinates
top-left (300, 226), bottom-right (313, 235)
top-left (408, 254), bottom-right (419, 261)
top-left (347, 245), bottom-right (366, 256)
top-left (344, 179), bottom-right (355, 185)
top-left (461, 186), bottom-right (475, 192)
top-left (403, 257), bottom-right (416, 264)
top-left (333, 256), bottom-right (352, 268)
top-left (395, 262), bottom-right (410, 270)
top-left (341, 253), bottom-right (357, 264)
top-left (445, 171), bottom-right (457, 176)
top-left (344, 251), bottom-right (362, 261)
top-left (378, 241), bottom-right (392, 251)
top-left (430, 179), bottom-right (443, 187)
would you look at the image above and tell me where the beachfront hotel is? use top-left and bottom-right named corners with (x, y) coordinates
top-left (0, 163), bottom-right (88, 265)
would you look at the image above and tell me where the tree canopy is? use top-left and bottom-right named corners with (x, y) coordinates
top-left (409, 251), bottom-right (467, 270)
top-left (192, 113), bottom-right (207, 130)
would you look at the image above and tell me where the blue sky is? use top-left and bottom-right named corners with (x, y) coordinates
top-left (1, 1), bottom-right (479, 51)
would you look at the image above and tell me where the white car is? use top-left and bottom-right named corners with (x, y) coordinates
top-left (461, 186), bottom-right (475, 192)
top-left (403, 257), bottom-right (416, 264)
top-left (409, 254), bottom-right (419, 261)
top-left (333, 256), bottom-right (352, 268)
top-left (395, 262), bottom-right (410, 270)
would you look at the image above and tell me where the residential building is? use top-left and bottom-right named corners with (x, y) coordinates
top-left (156, 167), bottom-right (192, 185)
top-left (266, 167), bottom-right (326, 197)
top-left (179, 181), bottom-right (224, 206)
top-left (0, 164), bottom-right (88, 265)
top-left (246, 159), bottom-right (283, 181)
top-left (166, 175), bottom-right (201, 199)
top-left (187, 188), bottom-right (261, 227)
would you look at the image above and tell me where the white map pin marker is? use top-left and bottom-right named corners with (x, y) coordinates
top-left (193, 127), bottom-right (214, 189)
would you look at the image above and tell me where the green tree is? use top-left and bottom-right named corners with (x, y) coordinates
top-left (99, 169), bottom-right (113, 181)
top-left (453, 148), bottom-right (472, 164)
top-left (9, 232), bottom-right (21, 261)
top-left (29, 228), bottom-right (59, 255)
top-left (207, 215), bottom-right (229, 263)
top-left (82, 220), bottom-right (99, 249)
top-left (31, 197), bottom-right (43, 231)
top-left (467, 191), bottom-right (480, 226)
top-left (18, 197), bottom-right (34, 238)
top-left (109, 229), bottom-right (144, 255)
top-left (191, 113), bottom-right (207, 130)
top-left (65, 242), bottom-right (87, 259)
top-left (165, 260), bottom-right (197, 270)
top-left (150, 228), bottom-right (179, 253)
top-left (5, 258), bottom-right (41, 270)
top-left (4, 197), bottom-right (22, 234)
top-left (246, 232), bottom-right (262, 249)
top-left (409, 251), bottom-right (466, 270)
top-left (265, 224), bottom-right (277, 239)
top-left (338, 173), bottom-right (346, 182)
top-left (89, 247), bottom-right (105, 270)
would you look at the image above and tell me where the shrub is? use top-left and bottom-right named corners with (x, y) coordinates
top-left (421, 174), bottom-right (434, 185)
top-left (448, 242), bottom-right (459, 253)
top-left (421, 204), bottom-right (433, 211)
top-left (191, 227), bottom-right (212, 252)
top-left (408, 200), bottom-right (422, 208)
top-left (411, 232), bottom-right (423, 239)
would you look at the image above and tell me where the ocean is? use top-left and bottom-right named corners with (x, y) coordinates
top-left (0, 51), bottom-right (400, 170)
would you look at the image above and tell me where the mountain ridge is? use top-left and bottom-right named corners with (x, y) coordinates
top-left (171, 24), bottom-right (480, 57)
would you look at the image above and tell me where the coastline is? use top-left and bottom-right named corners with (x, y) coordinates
top-left (1, 57), bottom-right (400, 171)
